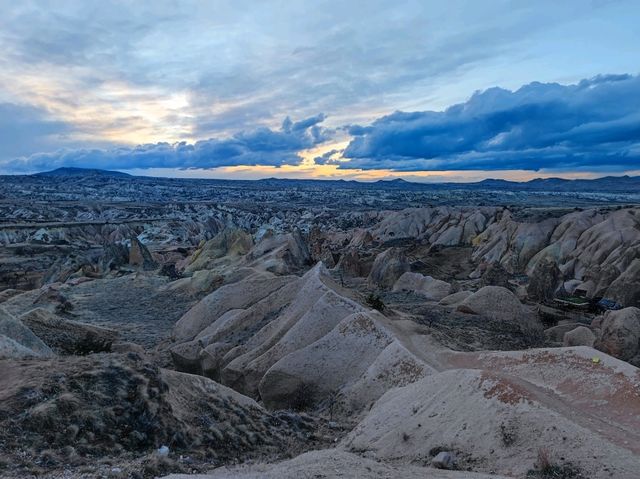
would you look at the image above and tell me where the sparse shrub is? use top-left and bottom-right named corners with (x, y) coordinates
top-left (366, 293), bottom-right (385, 312)
top-left (160, 263), bottom-right (182, 280)
top-left (526, 447), bottom-right (582, 478)
top-left (289, 383), bottom-right (316, 412)
top-left (500, 422), bottom-right (516, 447)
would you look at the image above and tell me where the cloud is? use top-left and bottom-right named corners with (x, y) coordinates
top-left (313, 149), bottom-right (342, 165)
top-left (3, 115), bottom-right (331, 173)
top-left (341, 74), bottom-right (640, 171)
top-left (0, 103), bottom-right (81, 161)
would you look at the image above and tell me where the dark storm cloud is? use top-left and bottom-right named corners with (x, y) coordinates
top-left (341, 75), bottom-right (640, 171)
top-left (0, 103), bottom-right (77, 161)
top-left (4, 116), bottom-right (331, 172)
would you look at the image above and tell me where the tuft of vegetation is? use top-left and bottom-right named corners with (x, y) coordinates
top-left (500, 422), bottom-right (516, 447)
top-left (526, 447), bottom-right (583, 478)
top-left (366, 293), bottom-right (385, 312)
top-left (289, 383), bottom-right (316, 412)
top-left (159, 263), bottom-right (182, 280)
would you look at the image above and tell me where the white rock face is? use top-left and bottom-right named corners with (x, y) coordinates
top-left (0, 307), bottom-right (54, 358)
top-left (172, 263), bottom-right (433, 415)
top-left (344, 347), bottom-right (640, 479)
top-left (392, 272), bottom-right (452, 300)
top-left (362, 206), bottom-right (640, 307)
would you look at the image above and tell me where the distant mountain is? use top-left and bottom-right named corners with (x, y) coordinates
top-left (26, 168), bottom-right (640, 193)
top-left (471, 175), bottom-right (640, 193)
top-left (34, 167), bottom-right (131, 178)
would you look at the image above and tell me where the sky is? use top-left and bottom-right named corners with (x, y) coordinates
top-left (0, 0), bottom-right (639, 182)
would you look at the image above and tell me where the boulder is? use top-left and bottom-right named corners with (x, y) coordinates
top-left (392, 272), bottom-right (452, 301)
top-left (594, 307), bottom-right (640, 363)
top-left (563, 326), bottom-right (595, 347)
top-left (544, 322), bottom-right (585, 343)
top-left (367, 248), bottom-right (410, 289)
top-left (170, 340), bottom-right (203, 374)
top-left (432, 451), bottom-right (456, 470)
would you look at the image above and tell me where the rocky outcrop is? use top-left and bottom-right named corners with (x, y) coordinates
top-left (171, 263), bottom-right (433, 416)
top-left (455, 286), bottom-right (542, 336)
top-left (129, 236), bottom-right (157, 270)
top-left (527, 258), bottom-right (562, 302)
top-left (563, 326), bottom-right (596, 347)
top-left (392, 272), bottom-right (452, 300)
top-left (0, 307), bottom-right (54, 359)
top-left (246, 229), bottom-right (310, 274)
top-left (343, 350), bottom-right (640, 479)
top-left (478, 262), bottom-right (511, 289)
top-left (184, 229), bottom-right (253, 274)
top-left (19, 308), bottom-right (118, 355)
top-left (367, 248), bottom-right (410, 289)
top-left (161, 449), bottom-right (511, 479)
top-left (594, 307), bottom-right (640, 364)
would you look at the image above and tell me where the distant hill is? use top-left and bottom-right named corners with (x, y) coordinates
top-left (27, 167), bottom-right (640, 193)
top-left (471, 175), bottom-right (640, 193)
top-left (34, 167), bottom-right (131, 178)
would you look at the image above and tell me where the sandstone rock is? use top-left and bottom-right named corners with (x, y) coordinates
top-left (595, 307), bottom-right (640, 362)
top-left (129, 236), bottom-right (157, 270)
top-left (343, 362), bottom-right (640, 479)
top-left (563, 326), bottom-right (595, 347)
top-left (438, 290), bottom-right (473, 306)
top-left (258, 311), bottom-right (431, 413)
top-left (456, 286), bottom-right (541, 335)
top-left (246, 228), bottom-right (310, 274)
top-left (0, 307), bottom-right (54, 357)
top-left (479, 262), bottom-right (511, 289)
top-left (184, 229), bottom-right (253, 274)
top-left (392, 272), bottom-right (452, 301)
top-left (173, 272), bottom-right (296, 342)
top-left (19, 308), bottom-right (118, 355)
top-left (527, 258), bottom-right (561, 302)
top-left (606, 258), bottom-right (640, 308)
top-left (160, 449), bottom-right (510, 479)
top-left (0, 289), bottom-right (20, 303)
top-left (170, 339), bottom-right (203, 374)
top-left (368, 248), bottom-right (410, 289)
top-left (544, 322), bottom-right (585, 343)
top-left (335, 248), bottom-right (369, 277)
top-left (110, 341), bottom-right (146, 355)
top-left (0, 334), bottom-right (39, 359)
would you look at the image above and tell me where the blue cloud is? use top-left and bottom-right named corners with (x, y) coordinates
top-left (342, 74), bottom-right (640, 171)
top-left (0, 103), bottom-right (76, 160)
top-left (3, 115), bottom-right (331, 173)
top-left (313, 149), bottom-right (342, 165)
